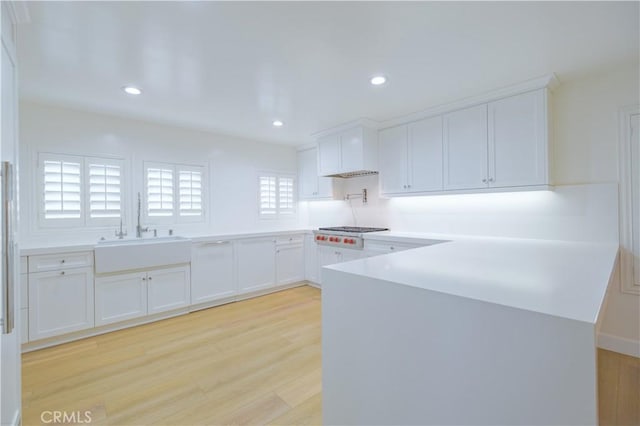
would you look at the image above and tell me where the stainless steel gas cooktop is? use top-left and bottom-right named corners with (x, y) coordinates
top-left (313, 226), bottom-right (389, 249)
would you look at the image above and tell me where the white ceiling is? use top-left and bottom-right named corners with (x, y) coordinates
top-left (18, 1), bottom-right (639, 146)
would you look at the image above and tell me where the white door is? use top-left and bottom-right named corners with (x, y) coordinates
top-left (304, 235), bottom-right (319, 283)
top-left (297, 148), bottom-right (319, 199)
top-left (191, 241), bottom-right (235, 304)
top-left (317, 134), bottom-right (341, 176)
top-left (147, 266), bottom-right (191, 315)
top-left (488, 90), bottom-right (547, 188)
top-left (95, 272), bottom-right (147, 326)
top-left (236, 238), bottom-right (276, 293)
top-left (378, 125), bottom-right (408, 194)
top-left (340, 127), bottom-right (364, 172)
top-left (29, 267), bottom-right (95, 340)
top-left (443, 104), bottom-right (488, 190)
top-left (276, 241), bottom-right (305, 285)
top-left (409, 116), bottom-right (443, 192)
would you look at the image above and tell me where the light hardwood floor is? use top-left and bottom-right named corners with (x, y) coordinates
top-left (22, 285), bottom-right (639, 425)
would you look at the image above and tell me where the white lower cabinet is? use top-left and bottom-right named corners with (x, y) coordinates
top-left (20, 271), bottom-right (28, 343)
top-left (191, 241), bottom-right (235, 304)
top-left (304, 234), bottom-right (319, 283)
top-left (276, 236), bottom-right (305, 285)
top-left (95, 272), bottom-right (147, 326)
top-left (95, 265), bottom-right (190, 326)
top-left (318, 246), bottom-right (363, 284)
top-left (20, 309), bottom-right (28, 344)
top-left (147, 266), bottom-right (191, 315)
top-left (236, 238), bottom-right (276, 294)
top-left (29, 267), bottom-right (94, 340)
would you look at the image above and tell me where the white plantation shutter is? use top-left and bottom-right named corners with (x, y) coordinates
top-left (260, 176), bottom-right (277, 216)
top-left (42, 158), bottom-right (82, 219)
top-left (146, 166), bottom-right (174, 217)
top-left (88, 161), bottom-right (122, 219)
top-left (259, 174), bottom-right (295, 218)
top-left (179, 169), bottom-right (203, 217)
top-left (278, 177), bottom-right (294, 214)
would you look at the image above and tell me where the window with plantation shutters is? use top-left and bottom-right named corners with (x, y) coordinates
top-left (146, 166), bottom-right (174, 217)
top-left (42, 158), bottom-right (82, 219)
top-left (260, 176), bottom-right (277, 216)
top-left (144, 162), bottom-right (206, 222)
top-left (39, 153), bottom-right (125, 228)
top-left (278, 177), bottom-right (294, 215)
top-left (179, 169), bottom-right (203, 217)
top-left (259, 174), bottom-right (296, 218)
top-left (87, 159), bottom-right (122, 221)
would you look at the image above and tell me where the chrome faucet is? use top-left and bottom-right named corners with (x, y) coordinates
top-left (136, 192), bottom-right (149, 238)
top-left (115, 219), bottom-right (127, 239)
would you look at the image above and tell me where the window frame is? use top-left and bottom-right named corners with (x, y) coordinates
top-left (143, 161), bottom-right (206, 225)
top-left (37, 152), bottom-right (126, 229)
top-left (258, 172), bottom-right (297, 220)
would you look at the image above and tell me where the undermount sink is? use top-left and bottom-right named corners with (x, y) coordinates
top-left (94, 236), bottom-right (192, 274)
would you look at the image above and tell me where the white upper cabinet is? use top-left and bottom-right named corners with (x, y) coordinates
top-left (379, 116), bottom-right (444, 196)
top-left (409, 116), bottom-right (443, 192)
top-left (297, 147), bottom-right (340, 200)
top-left (317, 134), bottom-right (341, 176)
top-left (488, 89), bottom-right (548, 187)
top-left (317, 125), bottom-right (378, 177)
top-left (443, 104), bottom-right (489, 190)
top-left (378, 125), bottom-right (408, 194)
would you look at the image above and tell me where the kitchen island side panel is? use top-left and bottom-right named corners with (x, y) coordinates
top-left (322, 268), bottom-right (597, 426)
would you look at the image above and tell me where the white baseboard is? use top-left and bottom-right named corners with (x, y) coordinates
top-left (597, 332), bottom-right (640, 358)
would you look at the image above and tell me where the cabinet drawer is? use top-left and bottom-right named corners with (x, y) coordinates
top-left (276, 235), bottom-right (304, 247)
top-left (29, 251), bottom-right (93, 273)
top-left (364, 241), bottom-right (422, 253)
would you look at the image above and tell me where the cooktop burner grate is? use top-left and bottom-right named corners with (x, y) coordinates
top-left (318, 226), bottom-right (389, 233)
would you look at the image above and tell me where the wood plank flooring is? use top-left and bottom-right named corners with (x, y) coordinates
top-left (22, 286), bottom-right (322, 426)
top-left (22, 285), bottom-right (639, 425)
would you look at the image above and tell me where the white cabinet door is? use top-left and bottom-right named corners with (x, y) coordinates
top-left (488, 89), bottom-right (547, 187)
top-left (236, 238), bottom-right (276, 293)
top-left (337, 248), bottom-right (362, 263)
top-left (443, 104), bottom-right (488, 190)
top-left (379, 125), bottom-right (408, 194)
top-left (317, 134), bottom-right (341, 176)
top-left (297, 148), bottom-right (319, 199)
top-left (304, 235), bottom-right (319, 283)
top-left (340, 126), bottom-right (364, 172)
top-left (95, 272), bottom-right (147, 326)
top-left (191, 241), bottom-right (235, 304)
top-left (298, 147), bottom-right (336, 199)
top-left (409, 116), bottom-right (443, 192)
top-left (317, 246), bottom-right (339, 286)
top-left (147, 266), bottom-right (191, 315)
top-left (29, 267), bottom-right (94, 340)
top-left (276, 242), bottom-right (305, 285)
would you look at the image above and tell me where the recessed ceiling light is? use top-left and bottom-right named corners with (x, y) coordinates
top-left (122, 86), bottom-right (142, 95)
top-left (273, 120), bottom-right (284, 127)
top-left (370, 75), bottom-right (387, 86)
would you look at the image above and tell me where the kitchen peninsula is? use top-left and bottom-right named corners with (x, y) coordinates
top-left (322, 234), bottom-right (619, 425)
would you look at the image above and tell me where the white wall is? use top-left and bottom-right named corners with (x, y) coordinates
top-left (19, 101), bottom-right (301, 246)
top-left (304, 61), bottom-right (640, 353)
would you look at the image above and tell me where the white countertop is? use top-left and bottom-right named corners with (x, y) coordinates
top-left (327, 235), bottom-right (619, 324)
top-left (19, 229), bottom-right (312, 256)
